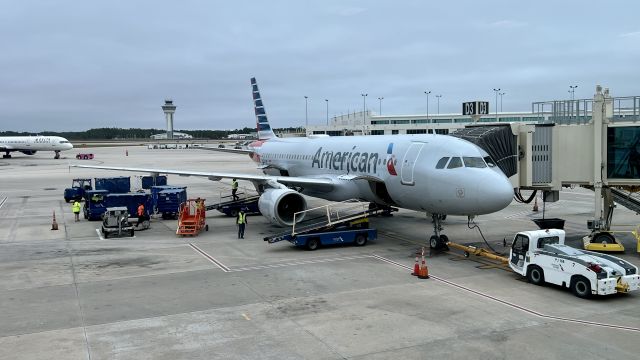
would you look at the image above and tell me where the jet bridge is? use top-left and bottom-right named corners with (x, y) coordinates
top-left (454, 86), bottom-right (640, 244)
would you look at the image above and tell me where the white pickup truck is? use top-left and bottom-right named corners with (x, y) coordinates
top-left (509, 229), bottom-right (640, 298)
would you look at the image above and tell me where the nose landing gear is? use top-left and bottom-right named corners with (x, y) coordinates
top-left (429, 213), bottom-right (449, 250)
top-left (2, 152), bottom-right (11, 159)
top-left (54, 151), bottom-right (60, 159)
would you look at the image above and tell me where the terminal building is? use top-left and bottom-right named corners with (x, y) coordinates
top-left (150, 131), bottom-right (193, 140)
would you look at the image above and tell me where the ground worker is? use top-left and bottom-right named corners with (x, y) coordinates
top-left (231, 178), bottom-right (239, 201)
top-left (196, 197), bottom-right (204, 212)
top-left (137, 203), bottom-right (145, 226)
top-left (72, 200), bottom-right (81, 222)
top-left (236, 209), bottom-right (246, 239)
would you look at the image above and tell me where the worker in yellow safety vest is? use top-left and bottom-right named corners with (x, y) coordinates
top-left (231, 178), bottom-right (239, 201)
top-left (72, 200), bottom-right (81, 222)
top-left (236, 210), bottom-right (247, 239)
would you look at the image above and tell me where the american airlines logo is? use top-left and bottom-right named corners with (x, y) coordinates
top-left (311, 143), bottom-right (398, 176)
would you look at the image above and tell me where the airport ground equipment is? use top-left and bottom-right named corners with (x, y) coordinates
top-left (150, 185), bottom-right (187, 218)
top-left (76, 153), bottom-right (94, 160)
top-left (264, 201), bottom-right (381, 250)
top-left (141, 175), bottom-right (167, 189)
top-left (177, 199), bottom-right (208, 236)
top-left (101, 207), bottom-right (135, 238)
top-left (206, 193), bottom-right (261, 217)
top-left (582, 232), bottom-right (624, 252)
top-left (63, 178), bottom-right (92, 203)
top-left (83, 189), bottom-right (109, 220)
top-left (95, 176), bottom-right (130, 194)
top-left (508, 229), bottom-right (639, 298)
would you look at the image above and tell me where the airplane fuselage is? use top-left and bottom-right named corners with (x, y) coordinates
top-left (0, 136), bottom-right (73, 158)
top-left (250, 134), bottom-right (513, 216)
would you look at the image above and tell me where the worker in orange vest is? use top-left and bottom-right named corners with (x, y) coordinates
top-left (137, 203), bottom-right (146, 226)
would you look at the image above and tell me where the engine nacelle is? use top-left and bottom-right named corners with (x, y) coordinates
top-left (21, 150), bottom-right (37, 155)
top-left (258, 188), bottom-right (307, 226)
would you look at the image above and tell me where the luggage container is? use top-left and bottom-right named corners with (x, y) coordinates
top-left (83, 189), bottom-right (109, 221)
top-left (157, 188), bottom-right (187, 219)
top-left (141, 175), bottom-right (168, 189)
top-left (95, 177), bottom-right (130, 194)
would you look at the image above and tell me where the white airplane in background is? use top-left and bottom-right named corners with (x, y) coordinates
top-left (73, 78), bottom-right (513, 249)
top-left (1, 136), bottom-right (73, 159)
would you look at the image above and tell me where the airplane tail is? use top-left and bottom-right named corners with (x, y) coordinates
top-left (251, 77), bottom-right (276, 140)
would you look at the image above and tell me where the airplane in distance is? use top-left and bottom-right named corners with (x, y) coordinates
top-left (1, 135), bottom-right (73, 159)
top-left (73, 78), bottom-right (513, 249)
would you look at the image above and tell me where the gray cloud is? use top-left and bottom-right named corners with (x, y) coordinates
top-left (1, 0), bottom-right (639, 131)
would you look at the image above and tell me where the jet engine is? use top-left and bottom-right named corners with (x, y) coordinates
top-left (21, 150), bottom-right (37, 155)
top-left (258, 188), bottom-right (307, 226)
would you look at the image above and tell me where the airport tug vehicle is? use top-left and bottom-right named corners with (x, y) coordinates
top-left (101, 207), bottom-right (135, 238)
top-left (508, 229), bottom-right (639, 298)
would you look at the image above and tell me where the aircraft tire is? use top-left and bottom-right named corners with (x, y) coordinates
top-left (429, 235), bottom-right (440, 249)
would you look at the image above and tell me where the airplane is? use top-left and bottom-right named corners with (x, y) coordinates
top-left (1, 135), bottom-right (74, 159)
top-left (72, 78), bottom-right (513, 249)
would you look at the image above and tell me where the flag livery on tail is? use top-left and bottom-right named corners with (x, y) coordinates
top-left (251, 77), bottom-right (276, 140)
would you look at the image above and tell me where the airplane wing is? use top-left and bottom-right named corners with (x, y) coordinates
top-left (70, 164), bottom-right (334, 191)
top-left (199, 146), bottom-right (253, 155)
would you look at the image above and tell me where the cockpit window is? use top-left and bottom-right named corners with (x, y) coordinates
top-left (484, 156), bottom-right (496, 168)
top-left (447, 157), bottom-right (463, 169)
top-left (435, 157), bottom-right (449, 169)
top-left (463, 157), bottom-right (487, 168)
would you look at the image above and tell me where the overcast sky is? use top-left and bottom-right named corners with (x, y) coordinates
top-left (1, 0), bottom-right (639, 131)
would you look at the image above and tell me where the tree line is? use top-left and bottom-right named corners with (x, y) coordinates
top-left (0, 127), bottom-right (304, 140)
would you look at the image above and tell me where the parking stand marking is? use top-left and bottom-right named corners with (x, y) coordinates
top-left (188, 243), bottom-right (231, 272)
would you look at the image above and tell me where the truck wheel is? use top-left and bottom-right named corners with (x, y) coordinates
top-left (429, 235), bottom-right (440, 249)
top-left (355, 234), bottom-right (367, 246)
top-left (64, 198), bottom-right (70, 203)
top-left (230, 209), bottom-right (238, 217)
top-left (571, 276), bottom-right (592, 299)
top-left (527, 265), bottom-right (545, 286)
top-left (130, 229), bottom-right (135, 237)
top-left (306, 237), bottom-right (320, 251)
top-left (103, 230), bottom-right (108, 239)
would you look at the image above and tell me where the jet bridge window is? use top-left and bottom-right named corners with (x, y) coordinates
top-left (435, 157), bottom-right (450, 169)
top-left (463, 157), bottom-right (487, 168)
top-left (447, 157), bottom-right (463, 169)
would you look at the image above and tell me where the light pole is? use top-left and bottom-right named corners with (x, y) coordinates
top-left (435, 95), bottom-right (442, 115)
top-left (499, 92), bottom-right (505, 112)
top-left (377, 97), bottom-right (384, 115)
top-left (361, 93), bottom-right (368, 125)
top-left (493, 88), bottom-right (501, 119)
top-left (304, 96), bottom-right (308, 127)
top-left (424, 91), bottom-right (431, 122)
top-left (325, 99), bottom-right (329, 126)
top-left (569, 85), bottom-right (578, 100)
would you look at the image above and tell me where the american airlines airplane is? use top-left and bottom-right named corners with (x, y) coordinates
top-left (73, 78), bottom-right (513, 249)
top-left (1, 136), bottom-right (74, 159)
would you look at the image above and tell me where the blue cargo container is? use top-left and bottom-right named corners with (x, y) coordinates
top-left (95, 177), bottom-right (130, 194)
top-left (151, 185), bottom-right (187, 210)
top-left (83, 189), bottom-right (110, 221)
top-left (141, 176), bottom-right (168, 189)
top-left (156, 189), bottom-right (187, 219)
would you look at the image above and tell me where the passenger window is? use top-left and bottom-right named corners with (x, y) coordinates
top-left (435, 157), bottom-right (450, 169)
top-left (447, 157), bottom-right (463, 169)
top-left (463, 157), bottom-right (487, 168)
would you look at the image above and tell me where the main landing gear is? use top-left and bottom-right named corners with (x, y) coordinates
top-left (54, 151), bottom-right (60, 159)
top-left (2, 152), bottom-right (11, 159)
top-left (429, 213), bottom-right (449, 250)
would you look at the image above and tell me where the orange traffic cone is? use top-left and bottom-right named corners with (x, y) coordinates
top-left (418, 248), bottom-right (429, 279)
top-left (533, 196), bottom-right (539, 212)
top-left (51, 211), bottom-right (59, 231)
top-left (411, 251), bottom-right (420, 276)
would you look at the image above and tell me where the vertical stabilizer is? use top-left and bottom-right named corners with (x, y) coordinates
top-left (251, 77), bottom-right (276, 140)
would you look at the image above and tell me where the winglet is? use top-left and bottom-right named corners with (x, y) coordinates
top-left (251, 77), bottom-right (276, 140)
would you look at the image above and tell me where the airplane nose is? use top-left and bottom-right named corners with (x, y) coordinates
top-left (481, 173), bottom-right (513, 213)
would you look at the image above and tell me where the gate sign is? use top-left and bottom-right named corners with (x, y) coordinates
top-left (462, 101), bottom-right (489, 116)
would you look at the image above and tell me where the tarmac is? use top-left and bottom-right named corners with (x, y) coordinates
top-left (1, 146), bottom-right (639, 360)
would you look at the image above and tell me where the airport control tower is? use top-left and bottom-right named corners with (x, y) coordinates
top-left (162, 99), bottom-right (176, 140)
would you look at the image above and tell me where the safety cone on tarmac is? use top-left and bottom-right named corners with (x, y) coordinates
top-left (51, 211), bottom-right (59, 231)
top-left (533, 196), bottom-right (539, 212)
top-left (411, 251), bottom-right (420, 276)
top-left (418, 247), bottom-right (429, 279)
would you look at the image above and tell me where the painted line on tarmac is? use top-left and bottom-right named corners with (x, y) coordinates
top-left (188, 243), bottom-right (231, 272)
top-left (228, 255), bottom-right (374, 272)
top-left (371, 254), bottom-right (640, 333)
top-left (95, 229), bottom-right (104, 240)
top-left (0, 196), bottom-right (7, 210)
